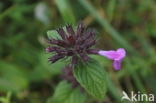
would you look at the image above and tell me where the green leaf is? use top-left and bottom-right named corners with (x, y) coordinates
top-left (0, 62), bottom-right (28, 92)
top-left (47, 26), bottom-right (77, 40)
top-left (0, 92), bottom-right (11, 103)
top-left (47, 81), bottom-right (86, 103)
top-left (47, 30), bottom-right (61, 39)
top-left (55, 0), bottom-right (76, 24)
top-left (73, 59), bottom-right (107, 100)
top-left (30, 52), bottom-right (66, 81)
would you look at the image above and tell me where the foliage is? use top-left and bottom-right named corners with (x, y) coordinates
top-left (0, 0), bottom-right (156, 103)
top-left (73, 59), bottom-right (107, 100)
top-left (47, 81), bottom-right (86, 103)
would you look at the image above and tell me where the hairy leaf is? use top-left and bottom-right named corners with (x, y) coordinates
top-left (47, 81), bottom-right (86, 103)
top-left (55, 0), bottom-right (76, 24)
top-left (73, 59), bottom-right (107, 100)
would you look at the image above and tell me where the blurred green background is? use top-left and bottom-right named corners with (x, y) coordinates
top-left (0, 0), bottom-right (156, 103)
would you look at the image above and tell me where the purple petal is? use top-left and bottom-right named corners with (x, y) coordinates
top-left (46, 47), bottom-right (53, 53)
top-left (98, 48), bottom-right (126, 70)
top-left (98, 50), bottom-right (119, 60)
top-left (115, 48), bottom-right (126, 60)
top-left (113, 60), bottom-right (122, 70)
top-left (98, 48), bottom-right (126, 61)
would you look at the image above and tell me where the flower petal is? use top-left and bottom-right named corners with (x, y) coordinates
top-left (115, 48), bottom-right (126, 60)
top-left (98, 50), bottom-right (119, 60)
top-left (98, 48), bottom-right (126, 61)
top-left (98, 48), bottom-right (126, 70)
top-left (113, 60), bottom-right (122, 70)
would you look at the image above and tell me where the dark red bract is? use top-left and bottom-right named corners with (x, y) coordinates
top-left (62, 65), bottom-right (80, 88)
top-left (46, 22), bottom-right (99, 66)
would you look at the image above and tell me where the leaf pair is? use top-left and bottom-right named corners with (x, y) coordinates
top-left (49, 60), bottom-right (107, 103)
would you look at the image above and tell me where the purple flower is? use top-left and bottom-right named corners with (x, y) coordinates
top-left (46, 22), bottom-right (98, 66)
top-left (45, 22), bottom-right (127, 70)
top-left (98, 48), bottom-right (126, 70)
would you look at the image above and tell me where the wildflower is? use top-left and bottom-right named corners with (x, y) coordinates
top-left (46, 22), bottom-right (98, 66)
top-left (98, 48), bottom-right (126, 70)
top-left (46, 22), bottom-right (126, 70)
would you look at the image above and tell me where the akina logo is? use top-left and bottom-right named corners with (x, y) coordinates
top-left (121, 91), bottom-right (155, 102)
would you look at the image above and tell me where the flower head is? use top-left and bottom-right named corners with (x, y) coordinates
top-left (98, 48), bottom-right (126, 70)
top-left (46, 22), bottom-right (98, 65)
top-left (46, 22), bottom-right (126, 71)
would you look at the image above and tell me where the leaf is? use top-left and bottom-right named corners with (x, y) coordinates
top-left (73, 59), bottom-right (107, 100)
top-left (55, 0), bottom-right (76, 24)
top-left (0, 92), bottom-right (11, 103)
top-left (47, 30), bottom-right (61, 39)
top-left (0, 61), bottom-right (28, 92)
top-left (0, 78), bottom-right (18, 92)
top-left (29, 52), bottom-right (65, 81)
top-left (47, 81), bottom-right (86, 103)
